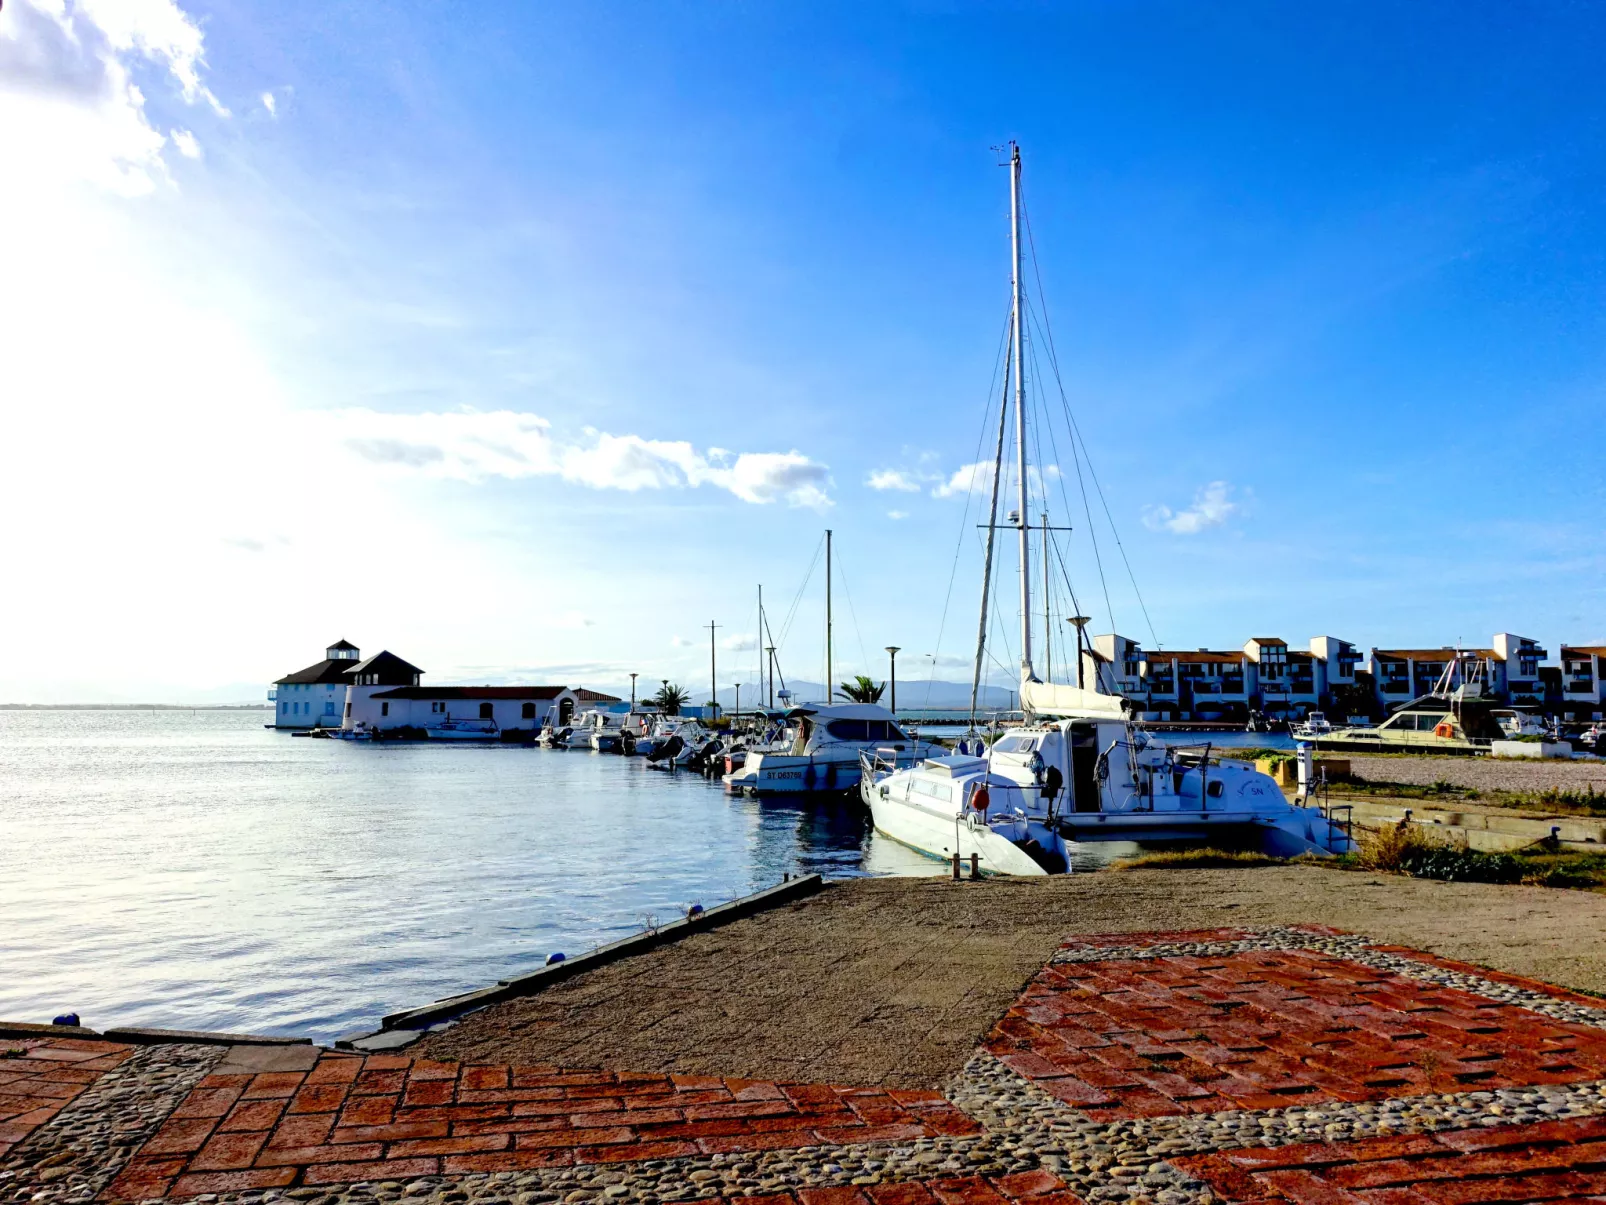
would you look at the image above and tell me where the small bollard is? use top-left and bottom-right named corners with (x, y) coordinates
top-left (970, 852), bottom-right (981, 881)
top-left (951, 851), bottom-right (961, 881)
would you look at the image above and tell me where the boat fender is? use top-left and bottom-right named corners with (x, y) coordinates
top-left (804, 764), bottom-right (816, 789)
top-left (971, 785), bottom-right (990, 817)
top-left (825, 762), bottom-right (837, 788)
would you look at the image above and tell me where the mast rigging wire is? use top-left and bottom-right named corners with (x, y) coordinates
top-left (1021, 197), bottom-right (1163, 650)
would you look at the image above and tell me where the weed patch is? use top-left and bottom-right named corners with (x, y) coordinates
top-left (1112, 848), bottom-right (1285, 870)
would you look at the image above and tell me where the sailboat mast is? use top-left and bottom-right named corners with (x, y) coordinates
top-left (1010, 142), bottom-right (1033, 680)
top-left (825, 529), bottom-right (834, 703)
top-left (969, 326), bottom-right (1014, 727)
top-left (1042, 513), bottom-right (1052, 682)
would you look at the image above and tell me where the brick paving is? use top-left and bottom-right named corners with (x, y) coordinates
top-left (104, 1056), bottom-right (981, 1199)
top-left (1173, 1114), bottom-right (1606, 1202)
top-left (985, 940), bottom-right (1606, 1121)
top-left (10, 924), bottom-right (1606, 1203)
top-left (0, 1038), bottom-right (130, 1157)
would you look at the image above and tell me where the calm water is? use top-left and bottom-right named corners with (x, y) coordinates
top-left (0, 711), bottom-right (1289, 1044)
top-left (0, 710), bottom-right (940, 1044)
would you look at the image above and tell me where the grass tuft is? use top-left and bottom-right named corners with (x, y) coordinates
top-left (1111, 848), bottom-right (1285, 870)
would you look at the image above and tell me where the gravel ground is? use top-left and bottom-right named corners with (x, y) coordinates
top-left (418, 867), bottom-right (1606, 1086)
top-left (1347, 753), bottom-right (1606, 794)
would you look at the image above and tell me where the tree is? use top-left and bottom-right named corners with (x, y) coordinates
top-left (839, 675), bottom-right (886, 704)
top-left (651, 683), bottom-right (689, 715)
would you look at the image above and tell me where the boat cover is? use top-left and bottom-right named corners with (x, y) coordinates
top-left (1019, 679), bottom-right (1129, 719)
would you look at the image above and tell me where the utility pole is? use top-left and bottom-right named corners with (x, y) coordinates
top-left (707, 621), bottom-right (720, 720)
top-left (886, 646), bottom-right (901, 714)
top-left (733, 683), bottom-right (740, 717)
top-left (824, 529), bottom-right (834, 703)
top-left (629, 672), bottom-right (638, 712)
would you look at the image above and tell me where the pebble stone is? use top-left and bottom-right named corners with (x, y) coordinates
top-left (0, 1043), bottom-right (225, 1205)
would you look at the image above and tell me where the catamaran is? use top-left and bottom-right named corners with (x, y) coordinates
top-left (860, 144), bottom-right (1354, 873)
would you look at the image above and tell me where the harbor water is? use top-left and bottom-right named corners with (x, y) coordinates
top-left (0, 709), bottom-right (1291, 1044)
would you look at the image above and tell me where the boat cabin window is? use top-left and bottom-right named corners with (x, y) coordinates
top-left (824, 719), bottom-right (906, 742)
top-left (991, 734), bottom-right (1038, 753)
top-left (912, 778), bottom-right (954, 804)
top-left (1206, 780), bottom-right (1224, 797)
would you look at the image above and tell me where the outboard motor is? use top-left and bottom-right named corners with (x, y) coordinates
top-left (648, 734), bottom-right (684, 764)
top-left (693, 738), bottom-right (723, 773)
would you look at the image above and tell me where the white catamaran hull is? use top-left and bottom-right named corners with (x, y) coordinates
top-left (864, 790), bottom-right (1064, 876)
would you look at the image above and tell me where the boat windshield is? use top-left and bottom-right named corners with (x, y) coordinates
top-left (992, 734), bottom-right (1038, 753)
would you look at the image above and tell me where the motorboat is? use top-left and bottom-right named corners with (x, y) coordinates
top-left (856, 144), bottom-right (1351, 873)
top-left (1289, 711), bottom-right (1334, 739)
top-left (641, 718), bottom-right (713, 764)
top-left (721, 702), bottom-right (943, 794)
top-left (424, 718), bottom-right (499, 741)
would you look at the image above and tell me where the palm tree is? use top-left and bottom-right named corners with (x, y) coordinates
top-left (651, 683), bottom-right (690, 715)
top-left (839, 675), bottom-right (886, 704)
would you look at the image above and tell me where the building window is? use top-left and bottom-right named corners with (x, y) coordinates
top-left (522, 702), bottom-right (536, 720)
top-left (345, 702), bottom-right (352, 717)
top-left (381, 702), bottom-right (389, 716)
top-left (479, 702), bottom-right (494, 720)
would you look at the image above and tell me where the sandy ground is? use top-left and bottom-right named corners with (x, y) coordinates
top-left (417, 867), bottom-right (1606, 1088)
top-left (1347, 753), bottom-right (1606, 793)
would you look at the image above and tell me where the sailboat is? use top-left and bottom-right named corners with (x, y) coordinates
top-left (723, 532), bottom-right (943, 795)
top-left (860, 144), bottom-right (1355, 873)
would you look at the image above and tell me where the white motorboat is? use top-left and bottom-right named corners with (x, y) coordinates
top-left (858, 144), bottom-right (1352, 873)
top-left (721, 702), bottom-right (943, 794)
top-left (1289, 711), bottom-right (1334, 739)
top-left (424, 718), bottom-right (499, 741)
top-left (641, 718), bottom-right (713, 764)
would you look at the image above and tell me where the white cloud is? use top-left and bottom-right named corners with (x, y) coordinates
top-left (670, 636), bottom-right (693, 648)
top-left (866, 468), bottom-right (921, 492)
top-left (887, 510), bottom-right (908, 520)
top-left (0, 0), bottom-right (223, 196)
top-left (170, 127), bottom-right (200, 158)
top-left (328, 408), bottom-right (833, 508)
top-left (1143, 480), bottom-right (1242, 534)
top-left (721, 633), bottom-right (758, 652)
top-left (261, 90), bottom-right (276, 116)
top-left (932, 461), bottom-right (993, 499)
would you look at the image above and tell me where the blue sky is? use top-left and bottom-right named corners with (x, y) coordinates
top-left (1, 0), bottom-right (1603, 702)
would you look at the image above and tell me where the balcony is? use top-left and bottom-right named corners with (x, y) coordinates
top-left (267, 689), bottom-right (278, 701)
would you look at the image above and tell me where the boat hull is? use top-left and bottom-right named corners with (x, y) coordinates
top-left (864, 789), bottom-right (1059, 876)
top-left (723, 753), bottom-right (864, 794)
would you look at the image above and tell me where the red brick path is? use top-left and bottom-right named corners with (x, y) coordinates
top-left (986, 940), bottom-right (1606, 1121)
top-left (1174, 1114), bottom-right (1606, 1203)
top-left (0, 1037), bottom-right (130, 1158)
top-left (105, 1052), bottom-right (981, 1200)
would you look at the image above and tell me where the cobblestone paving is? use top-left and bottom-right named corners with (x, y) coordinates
top-left (0, 1039), bottom-right (132, 1158)
top-left (14, 924), bottom-right (1606, 1204)
top-left (1, 1042), bottom-right (222, 1205)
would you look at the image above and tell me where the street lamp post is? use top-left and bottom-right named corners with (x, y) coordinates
top-left (629, 672), bottom-right (638, 712)
top-left (885, 646), bottom-right (901, 715)
top-left (733, 683), bottom-right (740, 717)
top-left (1067, 617), bottom-right (1091, 689)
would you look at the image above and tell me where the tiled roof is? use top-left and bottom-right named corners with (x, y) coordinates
top-left (1373, 648), bottom-right (1495, 661)
top-left (370, 686), bottom-right (568, 700)
top-left (274, 658), bottom-right (359, 686)
top-left (575, 688), bottom-right (623, 702)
